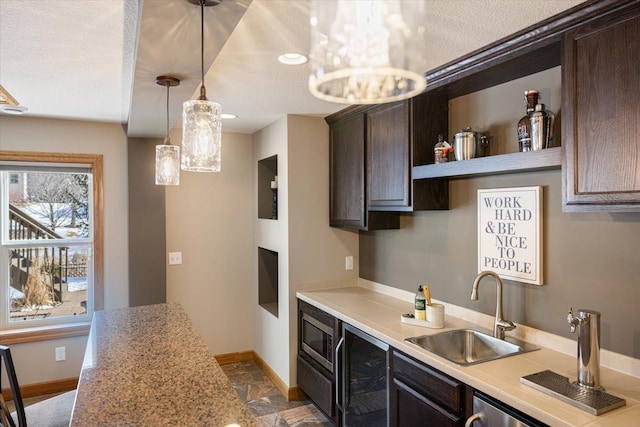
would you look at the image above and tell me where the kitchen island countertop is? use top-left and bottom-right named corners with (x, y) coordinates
top-left (71, 303), bottom-right (255, 426)
top-left (298, 286), bottom-right (640, 427)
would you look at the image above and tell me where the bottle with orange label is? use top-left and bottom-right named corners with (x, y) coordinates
top-left (434, 134), bottom-right (452, 164)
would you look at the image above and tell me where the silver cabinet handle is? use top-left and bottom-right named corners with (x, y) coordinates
top-left (464, 413), bottom-right (482, 427)
top-left (335, 336), bottom-right (345, 414)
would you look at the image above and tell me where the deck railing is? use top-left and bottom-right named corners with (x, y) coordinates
top-left (8, 204), bottom-right (70, 303)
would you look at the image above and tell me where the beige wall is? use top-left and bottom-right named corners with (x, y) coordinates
top-left (165, 130), bottom-right (254, 355)
top-left (253, 117), bottom-right (291, 383)
top-left (253, 116), bottom-right (359, 387)
top-left (0, 115), bottom-right (129, 384)
top-left (287, 115), bottom-right (359, 383)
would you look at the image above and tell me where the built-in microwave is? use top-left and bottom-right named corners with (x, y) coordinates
top-left (300, 311), bottom-right (334, 372)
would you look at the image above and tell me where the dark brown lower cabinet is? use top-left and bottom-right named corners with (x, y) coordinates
top-left (297, 354), bottom-right (334, 419)
top-left (390, 349), bottom-right (473, 427)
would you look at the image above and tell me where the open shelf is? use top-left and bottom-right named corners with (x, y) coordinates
top-left (412, 147), bottom-right (562, 180)
top-left (258, 155), bottom-right (278, 220)
top-left (258, 247), bottom-right (278, 318)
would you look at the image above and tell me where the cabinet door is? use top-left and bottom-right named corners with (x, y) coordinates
top-left (562, 5), bottom-right (640, 210)
top-left (367, 101), bottom-right (411, 209)
top-left (330, 113), bottom-right (366, 228)
top-left (390, 379), bottom-right (462, 427)
top-left (390, 349), bottom-right (471, 426)
top-left (297, 355), bottom-right (334, 419)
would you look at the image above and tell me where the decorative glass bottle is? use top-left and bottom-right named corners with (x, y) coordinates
top-left (517, 90), bottom-right (539, 152)
top-left (530, 103), bottom-right (554, 150)
top-left (434, 134), bottom-right (451, 164)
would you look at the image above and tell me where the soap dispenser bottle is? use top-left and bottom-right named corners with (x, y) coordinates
top-left (414, 286), bottom-right (426, 320)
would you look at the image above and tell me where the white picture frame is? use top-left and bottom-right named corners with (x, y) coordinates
top-left (477, 186), bottom-right (543, 285)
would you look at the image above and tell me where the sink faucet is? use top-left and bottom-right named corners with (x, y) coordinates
top-left (567, 308), bottom-right (601, 389)
top-left (471, 271), bottom-right (515, 340)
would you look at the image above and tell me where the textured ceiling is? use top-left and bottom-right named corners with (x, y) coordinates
top-left (0, 0), bottom-right (585, 137)
top-left (0, 0), bottom-right (138, 123)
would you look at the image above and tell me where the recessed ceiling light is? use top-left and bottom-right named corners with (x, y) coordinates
top-left (221, 113), bottom-right (237, 119)
top-left (0, 105), bottom-right (28, 115)
top-left (278, 53), bottom-right (308, 65)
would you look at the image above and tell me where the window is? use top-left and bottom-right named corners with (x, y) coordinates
top-left (0, 151), bottom-right (103, 343)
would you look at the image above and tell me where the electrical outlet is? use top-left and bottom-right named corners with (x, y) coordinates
top-left (168, 252), bottom-right (182, 265)
top-left (345, 256), bottom-right (354, 270)
top-left (55, 346), bottom-right (66, 362)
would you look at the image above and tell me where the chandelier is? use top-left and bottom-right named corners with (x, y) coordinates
top-left (309, 0), bottom-right (428, 104)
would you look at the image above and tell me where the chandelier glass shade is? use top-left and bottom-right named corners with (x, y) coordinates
top-left (182, 0), bottom-right (222, 172)
top-left (155, 144), bottom-right (181, 185)
top-left (155, 75), bottom-right (181, 186)
top-left (182, 98), bottom-right (222, 172)
top-left (309, 0), bottom-right (428, 104)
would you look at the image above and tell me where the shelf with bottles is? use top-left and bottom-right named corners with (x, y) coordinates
top-left (414, 60), bottom-right (562, 180)
top-left (407, 4), bottom-right (588, 182)
top-left (413, 146), bottom-right (561, 180)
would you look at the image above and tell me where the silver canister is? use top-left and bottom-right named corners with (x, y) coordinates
top-left (453, 127), bottom-right (489, 161)
top-left (530, 104), bottom-right (553, 150)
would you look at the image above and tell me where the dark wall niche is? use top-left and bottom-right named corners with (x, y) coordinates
top-left (258, 247), bottom-right (278, 317)
top-left (258, 155), bottom-right (278, 220)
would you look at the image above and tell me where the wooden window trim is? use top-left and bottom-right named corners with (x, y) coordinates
top-left (0, 322), bottom-right (91, 345)
top-left (0, 150), bottom-right (103, 343)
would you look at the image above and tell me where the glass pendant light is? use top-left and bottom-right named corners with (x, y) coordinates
top-left (182, 0), bottom-right (222, 172)
top-left (155, 76), bottom-right (181, 186)
top-left (309, 0), bottom-right (428, 104)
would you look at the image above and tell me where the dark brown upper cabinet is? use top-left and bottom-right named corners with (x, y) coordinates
top-left (562, 2), bottom-right (640, 211)
top-left (367, 102), bottom-right (410, 209)
top-left (328, 110), bottom-right (399, 230)
top-left (367, 96), bottom-right (449, 212)
top-left (327, 93), bottom-right (449, 230)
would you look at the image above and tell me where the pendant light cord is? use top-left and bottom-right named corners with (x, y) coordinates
top-left (165, 81), bottom-right (170, 145)
top-left (199, 0), bottom-right (207, 100)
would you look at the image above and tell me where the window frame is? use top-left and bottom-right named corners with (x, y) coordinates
top-left (0, 151), bottom-right (103, 344)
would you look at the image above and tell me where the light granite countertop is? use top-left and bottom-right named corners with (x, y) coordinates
top-left (297, 286), bottom-right (640, 427)
top-left (70, 303), bottom-right (256, 427)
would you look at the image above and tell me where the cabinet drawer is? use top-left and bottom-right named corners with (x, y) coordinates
top-left (297, 355), bottom-right (334, 418)
top-left (392, 350), bottom-right (464, 414)
top-left (391, 378), bottom-right (462, 427)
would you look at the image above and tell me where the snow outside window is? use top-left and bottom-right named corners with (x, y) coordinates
top-left (0, 168), bottom-right (94, 330)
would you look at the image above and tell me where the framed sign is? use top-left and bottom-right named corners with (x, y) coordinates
top-left (478, 186), bottom-right (543, 285)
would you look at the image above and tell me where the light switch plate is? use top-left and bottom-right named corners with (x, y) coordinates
top-left (345, 256), bottom-right (354, 270)
top-left (55, 346), bottom-right (66, 362)
top-left (168, 252), bottom-right (182, 265)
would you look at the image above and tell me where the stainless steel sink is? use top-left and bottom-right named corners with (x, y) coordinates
top-left (405, 329), bottom-right (538, 366)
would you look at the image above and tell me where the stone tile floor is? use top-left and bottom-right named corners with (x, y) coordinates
top-left (221, 360), bottom-right (333, 427)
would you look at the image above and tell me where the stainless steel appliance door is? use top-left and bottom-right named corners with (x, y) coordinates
top-left (301, 312), bottom-right (333, 372)
top-left (467, 392), bottom-right (547, 427)
top-left (341, 323), bottom-right (389, 427)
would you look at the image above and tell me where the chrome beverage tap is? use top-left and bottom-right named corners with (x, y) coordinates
top-left (567, 308), bottom-right (601, 389)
